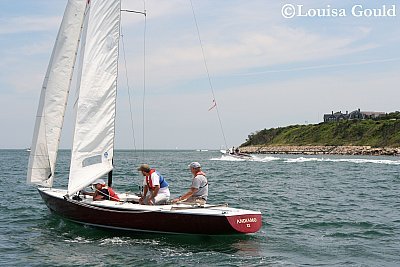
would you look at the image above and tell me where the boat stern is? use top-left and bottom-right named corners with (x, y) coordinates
top-left (226, 212), bottom-right (262, 234)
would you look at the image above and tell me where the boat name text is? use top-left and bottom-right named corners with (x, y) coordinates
top-left (237, 218), bottom-right (257, 224)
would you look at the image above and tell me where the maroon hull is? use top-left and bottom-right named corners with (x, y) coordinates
top-left (38, 189), bottom-right (262, 235)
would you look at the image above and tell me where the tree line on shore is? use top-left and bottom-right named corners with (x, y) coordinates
top-left (242, 112), bottom-right (400, 148)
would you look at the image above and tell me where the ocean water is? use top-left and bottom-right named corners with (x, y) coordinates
top-left (0, 149), bottom-right (399, 266)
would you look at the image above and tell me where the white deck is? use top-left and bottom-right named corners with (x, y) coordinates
top-left (39, 188), bottom-right (261, 217)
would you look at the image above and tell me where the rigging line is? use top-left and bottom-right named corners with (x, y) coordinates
top-left (142, 2), bottom-right (147, 160)
top-left (189, 0), bottom-right (228, 150)
top-left (92, 187), bottom-right (122, 202)
top-left (121, 9), bottom-right (146, 16)
top-left (120, 27), bottom-right (137, 151)
top-left (120, 3), bottom-right (147, 160)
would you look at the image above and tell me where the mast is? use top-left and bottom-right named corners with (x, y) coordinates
top-left (108, 168), bottom-right (113, 187)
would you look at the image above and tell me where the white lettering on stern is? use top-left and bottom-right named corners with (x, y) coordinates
top-left (236, 217), bottom-right (257, 224)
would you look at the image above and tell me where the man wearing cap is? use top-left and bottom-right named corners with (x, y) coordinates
top-left (172, 162), bottom-right (208, 205)
top-left (81, 179), bottom-right (120, 201)
top-left (137, 164), bottom-right (170, 205)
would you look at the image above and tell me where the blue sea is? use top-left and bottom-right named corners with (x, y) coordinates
top-left (0, 149), bottom-right (399, 266)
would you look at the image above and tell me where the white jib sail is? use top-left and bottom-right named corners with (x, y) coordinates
top-left (27, 0), bottom-right (87, 187)
top-left (68, 0), bottom-right (121, 196)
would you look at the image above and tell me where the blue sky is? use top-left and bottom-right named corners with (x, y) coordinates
top-left (1, 0), bottom-right (399, 149)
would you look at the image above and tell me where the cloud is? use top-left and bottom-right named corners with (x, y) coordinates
top-left (0, 38), bottom-right (52, 94)
top-left (0, 16), bottom-right (61, 35)
top-left (121, 15), bottom-right (379, 93)
top-left (235, 57), bottom-right (400, 76)
top-left (0, 14), bottom-right (60, 95)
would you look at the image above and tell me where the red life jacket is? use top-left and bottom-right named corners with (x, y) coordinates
top-left (107, 187), bottom-right (120, 201)
top-left (146, 169), bottom-right (169, 190)
top-left (98, 187), bottom-right (120, 201)
top-left (146, 169), bottom-right (157, 190)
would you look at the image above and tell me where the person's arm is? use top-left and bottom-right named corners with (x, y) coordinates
top-left (180, 187), bottom-right (198, 201)
top-left (139, 185), bottom-right (148, 204)
top-left (172, 187), bottom-right (198, 203)
top-left (148, 185), bottom-right (160, 205)
top-left (93, 190), bottom-right (105, 201)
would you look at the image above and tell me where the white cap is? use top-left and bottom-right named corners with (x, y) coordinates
top-left (188, 162), bottom-right (201, 168)
top-left (92, 179), bottom-right (105, 185)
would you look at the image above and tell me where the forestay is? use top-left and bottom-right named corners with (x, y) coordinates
top-left (27, 0), bottom-right (87, 187)
top-left (68, 0), bottom-right (121, 196)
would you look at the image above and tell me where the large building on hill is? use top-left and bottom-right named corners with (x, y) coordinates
top-left (323, 109), bottom-right (385, 122)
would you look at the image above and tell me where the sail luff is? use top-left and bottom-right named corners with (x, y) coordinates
top-left (27, 0), bottom-right (87, 186)
top-left (68, 0), bottom-right (121, 196)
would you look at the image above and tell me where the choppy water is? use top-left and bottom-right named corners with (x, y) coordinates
top-left (0, 149), bottom-right (399, 266)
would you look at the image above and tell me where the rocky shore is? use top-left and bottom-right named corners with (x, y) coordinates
top-left (239, 145), bottom-right (400, 156)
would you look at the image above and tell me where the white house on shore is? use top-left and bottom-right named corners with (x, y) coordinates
top-left (323, 109), bottom-right (386, 122)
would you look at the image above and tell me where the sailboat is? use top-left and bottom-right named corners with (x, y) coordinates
top-left (220, 148), bottom-right (253, 160)
top-left (27, 0), bottom-right (262, 235)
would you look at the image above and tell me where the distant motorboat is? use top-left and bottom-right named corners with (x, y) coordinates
top-left (220, 149), bottom-right (252, 160)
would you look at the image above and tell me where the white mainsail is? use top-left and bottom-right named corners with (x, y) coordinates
top-left (68, 0), bottom-right (121, 196)
top-left (27, 0), bottom-right (87, 187)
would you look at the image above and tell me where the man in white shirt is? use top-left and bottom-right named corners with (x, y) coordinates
top-left (137, 164), bottom-right (170, 205)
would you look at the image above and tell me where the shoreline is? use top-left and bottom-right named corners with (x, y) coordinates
top-left (240, 145), bottom-right (400, 156)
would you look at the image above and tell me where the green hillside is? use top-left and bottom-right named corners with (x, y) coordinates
top-left (242, 117), bottom-right (400, 148)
